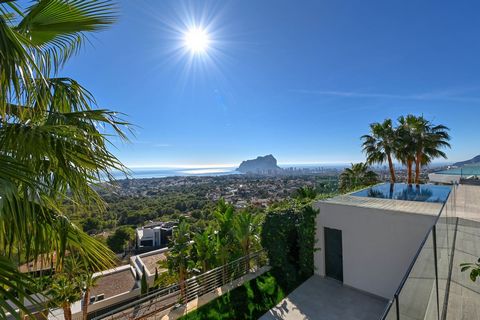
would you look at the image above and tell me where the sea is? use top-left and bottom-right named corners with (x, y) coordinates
top-left (110, 163), bottom-right (350, 180)
top-left (107, 161), bottom-right (454, 180)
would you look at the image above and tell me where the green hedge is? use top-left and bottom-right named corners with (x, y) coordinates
top-left (179, 204), bottom-right (319, 320)
top-left (261, 204), bottom-right (319, 290)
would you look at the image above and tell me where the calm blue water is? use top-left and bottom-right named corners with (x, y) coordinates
top-left (111, 167), bottom-right (240, 180)
top-left (351, 183), bottom-right (451, 203)
top-left (110, 163), bottom-right (349, 180)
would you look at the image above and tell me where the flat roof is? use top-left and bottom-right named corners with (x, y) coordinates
top-left (19, 253), bottom-right (55, 273)
top-left (139, 251), bottom-right (168, 275)
top-left (319, 194), bottom-right (443, 216)
top-left (143, 221), bottom-right (165, 228)
top-left (261, 276), bottom-right (387, 320)
top-left (91, 268), bottom-right (137, 299)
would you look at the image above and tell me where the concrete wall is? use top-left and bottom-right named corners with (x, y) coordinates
top-left (86, 288), bottom-right (141, 314)
top-left (314, 201), bottom-right (436, 299)
top-left (132, 247), bottom-right (170, 285)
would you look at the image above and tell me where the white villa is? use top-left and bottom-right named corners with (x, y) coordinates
top-left (135, 221), bottom-right (176, 249)
top-left (46, 247), bottom-right (170, 320)
top-left (263, 181), bottom-right (480, 319)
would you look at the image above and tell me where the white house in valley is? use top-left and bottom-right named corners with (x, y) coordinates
top-left (135, 221), bottom-right (176, 249)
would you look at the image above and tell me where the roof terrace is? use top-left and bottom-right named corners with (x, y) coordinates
top-left (265, 183), bottom-right (480, 319)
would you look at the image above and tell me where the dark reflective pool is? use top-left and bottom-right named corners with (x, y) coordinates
top-left (351, 183), bottom-right (451, 203)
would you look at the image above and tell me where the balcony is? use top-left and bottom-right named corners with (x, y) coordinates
top-left (264, 184), bottom-right (480, 320)
top-left (380, 184), bottom-right (480, 319)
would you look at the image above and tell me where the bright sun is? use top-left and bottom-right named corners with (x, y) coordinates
top-left (184, 27), bottom-right (210, 53)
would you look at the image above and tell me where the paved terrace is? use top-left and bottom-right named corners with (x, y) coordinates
top-left (261, 276), bottom-right (387, 320)
top-left (446, 184), bottom-right (480, 319)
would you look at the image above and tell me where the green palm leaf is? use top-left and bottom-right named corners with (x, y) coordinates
top-left (0, 257), bottom-right (35, 319)
top-left (17, 0), bottom-right (117, 68)
top-left (361, 119), bottom-right (397, 183)
top-left (339, 162), bottom-right (378, 192)
top-left (0, 1), bottom-right (124, 317)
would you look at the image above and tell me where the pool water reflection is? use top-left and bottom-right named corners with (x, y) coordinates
top-left (351, 183), bottom-right (451, 203)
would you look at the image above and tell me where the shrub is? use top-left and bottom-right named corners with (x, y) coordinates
top-left (141, 266), bottom-right (148, 295)
top-left (106, 226), bottom-right (135, 253)
top-left (261, 204), bottom-right (319, 290)
top-left (179, 272), bottom-right (285, 320)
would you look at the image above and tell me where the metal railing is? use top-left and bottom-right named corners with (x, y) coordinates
top-left (455, 166), bottom-right (480, 185)
top-left (380, 184), bottom-right (458, 320)
top-left (93, 250), bottom-right (268, 320)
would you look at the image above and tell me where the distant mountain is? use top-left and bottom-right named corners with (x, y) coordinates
top-left (237, 155), bottom-right (282, 174)
top-left (453, 155), bottom-right (480, 167)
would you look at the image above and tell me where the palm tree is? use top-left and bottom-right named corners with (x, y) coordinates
top-left (213, 199), bottom-right (237, 264)
top-left (361, 119), bottom-right (397, 184)
top-left (339, 163), bottom-right (378, 192)
top-left (47, 257), bottom-right (84, 320)
top-left (193, 228), bottom-right (217, 272)
top-left (167, 220), bottom-right (192, 303)
top-left (411, 117), bottom-right (450, 185)
top-left (0, 0), bottom-right (126, 314)
top-left (234, 211), bottom-right (261, 273)
top-left (81, 272), bottom-right (98, 320)
top-left (396, 115), bottom-right (417, 184)
top-left (48, 275), bottom-right (83, 320)
top-left (294, 186), bottom-right (318, 201)
top-left (212, 199), bottom-right (238, 284)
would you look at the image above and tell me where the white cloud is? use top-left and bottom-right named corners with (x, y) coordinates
top-left (292, 88), bottom-right (480, 103)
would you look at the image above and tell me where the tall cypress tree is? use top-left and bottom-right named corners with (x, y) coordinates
top-left (141, 266), bottom-right (149, 295)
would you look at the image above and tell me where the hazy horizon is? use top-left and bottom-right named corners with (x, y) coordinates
top-left (123, 159), bottom-right (455, 169)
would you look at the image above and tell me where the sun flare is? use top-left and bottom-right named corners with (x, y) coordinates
top-left (183, 27), bottom-right (210, 53)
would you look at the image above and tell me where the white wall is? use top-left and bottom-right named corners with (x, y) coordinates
top-left (314, 201), bottom-right (436, 299)
top-left (137, 228), bottom-right (154, 246)
top-left (133, 247), bottom-right (170, 285)
top-left (86, 288), bottom-right (141, 314)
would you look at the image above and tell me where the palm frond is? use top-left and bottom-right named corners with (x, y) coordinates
top-left (0, 257), bottom-right (36, 319)
top-left (0, 0), bottom-right (124, 316)
top-left (0, 15), bottom-right (44, 113)
top-left (339, 162), bottom-right (378, 192)
top-left (17, 0), bottom-right (117, 69)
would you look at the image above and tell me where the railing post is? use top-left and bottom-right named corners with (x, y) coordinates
top-left (432, 225), bottom-right (440, 320)
top-left (442, 217), bottom-right (459, 320)
top-left (395, 295), bottom-right (400, 320)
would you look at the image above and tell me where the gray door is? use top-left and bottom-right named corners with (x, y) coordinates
top-left (324, 227), bottom-right (343, 282)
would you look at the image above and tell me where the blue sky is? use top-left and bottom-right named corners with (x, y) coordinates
top-left (63, 0), bottom-right (480, 167)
